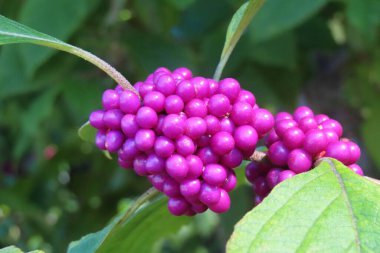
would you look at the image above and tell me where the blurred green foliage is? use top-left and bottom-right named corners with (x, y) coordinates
top-left (0, 0), bottom-right (379, 252)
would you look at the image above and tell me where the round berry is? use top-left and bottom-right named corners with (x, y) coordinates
top-left (252, 108), bottom-right (275, 136)
top-left (186, 155), bottom-right (203, 179)
top-left (234, 125), bottom-right (258, 152)
top-left (315, 114), bottom-right (329, 124)
top-left (253, 177), bottom-right (270, 196)
top-left (149, 174), bottom-right (167, 191)
top-left (154, 136), bottom-right (175, 158)
top-left (211, 131), bottom-right (235, 155)
top-left (197, 147), bottom-right (219, 165)
top-left (163, 178), bottom-right (181, 197)
top-left (278, 170), bottom-right (296, 183)
top-left (220, 117), bottom-right (235, 134)
top-left (135, 129), bottom-right (156, 151)
top-left (176, 135), bottom-right (196, 156)
top-left (205, 115), bottom-right (221, 135)
top-left (236, 89), bottom-right (256, 107)
top-left (298, 116), bottom-right (317, 133)
top-left (275, 119), bottom-right (298, 137)
top-left (95, 130), bottom-right (107, 150)
top-left (166, 154), bottom-right (189, 180)
top-left (347, 141), bottom-right (361, 164)
top-left (185, 117), bottom-right (207, 139)
top-left (208, 79), bottom-right (219, 95)
top-left (162, 114), bottom-right (186, 139)
top-left (103, 109), bottom-right (123, 129)
top-left (136, 106), bottom-right (158, 129)
top-left (325, 141), bottom-right (351, 165)
top-left (105, 130), bottom-right (125, 152)
top-left (268, 141), bottom-right (289, 166)
top-left (156, 74), bottom-right (176, 96)
top-left (102, 89), bottom-right (119, 109)
top-left (145, 153), bottom-right (165, 174)
top-left (283, 127), bottom-right (305, 149)
top-left (265, 130), bottom-right (280, 147)
top-left (180, 179), bottom-right (201, 197)
top-left (168, 197), bottom-right (190, 216)
top-left (266, 168), bottom-right (282, 189)
top-left (143, 91), bottom-right (165, 112)
top-left (348, 164), bottom-right (363, 176)
top-left (294, 106), bottom-right (314, 122)
top-left (275, 112), bottom-right (293, 122)
top-left (223, 171), bottom-right (237, 192)
top-left (165, 95), bottom-right (184, 114)
top-left (323, 129), bottom-right (339, 144)
top-left (303, 129), bottom-right (328, 155)
top-left (221, 148), bottom-right (243, 168)
top-left (320, 119), bottom-right (343, 137)
top-left (192, 77), bottom-right (210, 98)
top-left (209, 189), bottom-right (230, 213)
top-left (139, 83), bottom-right (155, 98)
top-left (121, 114), bottom-right (139, 138)
top-left (89, 110), bottom-right (105, 129)
top-left (185, 98), bottom-right (207, 117)
top-left (218, 78), bottom-right (241, 103)
top-left (176, 80), bottom-right (196, 103)
top-left (118, 157), bottom-right (133, 170)
top-left (288, 149), bottom-right (312, 173)
top-left (118, 138), bottom-right (140, 161)
top-left (133, 154), bottom-right (148, 176)
top-left (203, 164), bottom-right (227, 186)
top-left (199, 183), bottom-right (221, 205)
top-left (208, 94), bottom-right (230, 117)
top-left (173, 67), bottom-right (192, 79)
top-left (230, 102), bottom-right (253, 126)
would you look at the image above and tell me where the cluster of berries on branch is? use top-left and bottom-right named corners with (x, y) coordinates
top-left (89, 67), bottom-right (274, 216)
top-left (246, 106), bottom-right (363, 205)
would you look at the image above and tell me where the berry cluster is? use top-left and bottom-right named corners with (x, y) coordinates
top-left (246, 106), bottom-right (362, 205)
top-left (89, 67), bottom-right (274, 216)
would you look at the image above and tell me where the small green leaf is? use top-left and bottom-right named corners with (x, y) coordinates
top-left (78, 121), bottom-right (96, 143)
top-left (214, 0), bottom-right (266, 80)
top-left (0, 246), bottom-right (23, 253)
top-left (248, 0), bottom-right (328, 43)
top-left (227, 159), bottom-right (380, 252)
top-left (68, 190), bottom-right (190, 253)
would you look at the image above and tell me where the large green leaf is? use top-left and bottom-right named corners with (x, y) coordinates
top-left (227, 159), bottom-right (380, 252)
top-left (214, 0), bottom-right (266, 80)
top-left (248, 0), bottom-right (328, 43)
top-left (68, 191), bottom-right (190, 253)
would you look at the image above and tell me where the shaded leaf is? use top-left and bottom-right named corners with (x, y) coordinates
top-left (249, 0), bottom-right (328, 43)
top-left (227, 159), bottom-right (380, 252)
top-left (78, 122), bottom-right (96, 144)
top-left (68, 194), bottom-right (190, 253)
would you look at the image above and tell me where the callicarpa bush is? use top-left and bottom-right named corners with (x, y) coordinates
top-left (89, 66), bottom-right (274, 215)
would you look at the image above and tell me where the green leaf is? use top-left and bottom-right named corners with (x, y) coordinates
top-left (0, 14), bottom-right (133, 90)
top-left (78, 122), bottom-right (97, 144)
top-left (214, 0), bottom-right (266, 80)
top-left (227, 159), bottom-right (380, 253)
top-left (0, 246), bottom-right (44, 253)
top-left (18, 0), bottom-right (101, 76)
top-left (68, 190), bottom-right (190, 253)
top-left (248, 0), bottom-right (328, 43)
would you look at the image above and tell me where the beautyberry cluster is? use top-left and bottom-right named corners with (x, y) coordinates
top-left (89, 67), bottom-right (273, 216)
top-left (246, 106), bottom-right (362, 205)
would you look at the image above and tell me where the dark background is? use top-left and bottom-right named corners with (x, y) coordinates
top-left (0, 0), bottom-right (379, 252)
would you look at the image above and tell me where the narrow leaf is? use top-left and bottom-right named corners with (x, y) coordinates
top-left (68, 191), bottom-right (190, 253)
top-left (0, 15), bottom-right (134, 91)
top-left (214, 0), bottom-right (266, 80)
top-left (227, 159), bottom-right (380, 252)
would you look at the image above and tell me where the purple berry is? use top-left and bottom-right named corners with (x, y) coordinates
top-left (275, 112), bottom-right (293, 122)
top-left (165, 95), bottom-right (184, 114)
top-left (176, 80), bottom-right (196, 103)
top-left (143, 91), bottom-right (165, 113)
top-left (192, 77), bottom-right (210, 98)
top-left (265, 130), bottom-right (280, 147)
top-left (234, 125), bottom-right (258, 152)
top-left (320, 119), bottom-right (343, 137)
top-left (236, 89), bottom-right (256, 107)
top-left (154, 136), bottom-right (175, 158)
top-left (95, 130), bottom-right (107, 150)
top-left (186, 155), bottom-right (203, 179)
top-left (315, 114), bottom-right (329, 124)
top-left (163, 178), bottom-right (181, 197)
top-left (208, 94), bottom-right (231, 117)
top-left (348, 164), bottom-right (363, 176)
top-left (196, 135), bottom-right (210, 148)
top-left (118, 138), bottom-right (140, 161)
top-left (211, 131), bottom-right (235, 155)
top-left (197, 147), bottom-right (219, 165)
top-left (303, 129), bottom-right (328, 155)
top-left (325, 141), bottom-right (351, 165)
top-left (268, 141), bottom-right (289, 166)
top-left (135, 129), bottom-right (156, 151)
top-left (185, 117), bottom-right (207, 139)
top-left (199, 183), bottom-right (221, 205)
top-left (103, 109), bottom-right (123, 129)
top-left (294, 106), bottom-right (314, 122)
top-left (288, 149), bottom-right (312, 173)
top-left (205, 115), bottom-right (221, 135)
top-left (209, 189), bottom-right (230, 213)
top-left (102, 89), bottom-right (119, 109)
top-left (180, 179), bottom-right (201, 197)
top-left (176, 135), bottom-right (196, 156)
top-left (278, 170), bottom-right (296, 183)
top-left (105, 130), bottom-right (125, 152)
top-left (252, 108), bottom-right (275, 136)
top-left (220, 117), bottom-right (235, 134)
top-left (282, 127), bottom-right (305, 149)
top-left (145, 153), bottom-right (165, 174)
top-left (173, 67), bottom-right (192, 79)
top-left (208, 79), bottom-right (219, 95)
top-left (121, 114), bottom-right (139, 138)
top-left (156, 74), bottom-right (176, 96)
top-left (223, 171), bottom-right (237, 192)
top-left (253, 177), bottom-right (270, 196)
top-left (119, 90), bottom-right (141, 114)
top-left (230, 102), bottom-right (253, 125)
top-left (218, 78), bottom-right (241, 103)
top-left (149, 174), bottom-right (167, 191)
top-left (185, 98), bottom-right (207, 117)
top-left (266, 168), bottom-right (281, 189)
top-left (347, 141), bottom-right (361, 164)
top-left (162, 114), bottom-right (186, 139)
top-left (133, 154), bottom-right (148, 176)
top-left (89, 110), bottom-right (105, 129)
top-left (275, 119), bottom-right (298, 137)
top-left (118, 157), bottom-right (133, 170)
top-left (168, 197), bottom-right (190, 216)
top-left (166, 154), bottom-right (189, 180)
top-left (203, 164), bottom-right (227, 186)
top-left (136, 106), bottom-right (158, 129)
top-left (221, 148), bottom-right (243, 168)
top-left (298, 116), bottom-right (317, 133)
top-left (139, 83), bottom-right (155, 98)
top-left (323, 129), bottom-right (339, 143)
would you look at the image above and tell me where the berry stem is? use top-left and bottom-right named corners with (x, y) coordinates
top-left (118, 187), bottom-right (160, 224)
top-left (250, 150), bottom-right (267, 162)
